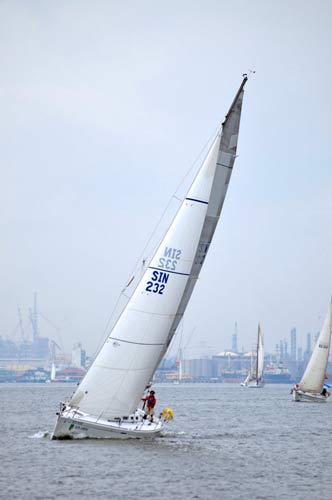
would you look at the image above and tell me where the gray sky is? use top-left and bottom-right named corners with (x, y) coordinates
top-left (1, 0), bottom-right (332, 357)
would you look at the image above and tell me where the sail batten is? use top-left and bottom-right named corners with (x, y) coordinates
top-left (70, 78), bottom-right (247, 420)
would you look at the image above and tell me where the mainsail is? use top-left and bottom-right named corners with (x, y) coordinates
top-left (70, 77), bottom-right (247, 420)
top-left (299, 301), bottom-right (332, 393)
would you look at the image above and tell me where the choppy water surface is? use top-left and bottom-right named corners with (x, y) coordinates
top-left (1, 383), bottom-right (332, 500)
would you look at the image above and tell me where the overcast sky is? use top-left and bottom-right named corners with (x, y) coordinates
top-left (1, 0), bottom-right (331, 357)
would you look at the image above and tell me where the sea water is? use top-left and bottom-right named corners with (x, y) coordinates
top-left (1, 383), bottom-right (331, 500)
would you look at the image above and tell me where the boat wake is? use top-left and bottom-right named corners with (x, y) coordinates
top-left (192, 431), bottom-right (252, 440)
top-left (160, 430), bottom-right (186, 438)
top-left (29, 430), bottom-right (50, 439)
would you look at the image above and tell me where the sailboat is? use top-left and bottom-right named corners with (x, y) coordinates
top-left (50, 362), bottom-right (56, 381)
top-left (291, 300), bottom-right (332, 402)
top-left (242, 324), bottom-right (265, 388)
top-left (51, 76), bottom-right (248, 439)
top-left (240, 366), bottom-right (253, 387)
top-left (173, 347), bottom-right (183, 385)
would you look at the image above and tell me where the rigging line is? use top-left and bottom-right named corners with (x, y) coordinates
top-left (93, 292), bottom-right (126, 357)
top-left (173, 123), bottom-right (220, 198)
top-left (163, 314), bottom-right (184, 357)
top-left (183, 326), bottom-right (197, 352)
top-left (176, 316), bottom-right (184, 354)
top-left (123, 195), bottom-right (179, 285)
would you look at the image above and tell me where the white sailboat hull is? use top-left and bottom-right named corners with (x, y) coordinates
top-left (247, 379), bottom-right (265, 388)
top-left (292, 390), bottom-right (330, 403)
top-left (51, 407), bottom-right (164, 440)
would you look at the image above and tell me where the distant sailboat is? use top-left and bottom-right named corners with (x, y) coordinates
top-left (45, 362), bottom-right (56, 383)
top-left (50, 363), bottom-right (56, 381)
top-left (240, 366), bottom-right (253, 387)
top-left (291, 300), bottom-right (332, 402)
top-left (173, 347), bottom-right (183, 385)
top-left (51, 76), bottom-right (248, 439)
top-left (241, 324), bottom-right (265, 388)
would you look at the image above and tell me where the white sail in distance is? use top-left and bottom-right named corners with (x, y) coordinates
top-left (70, 78), bottom-right (247, 420)
top-left (299, 301), bottom-right (332, 393)
top-left (257, 324), bottom-right (264, 379)
top-left (50, 363), bottom-right (56, 381)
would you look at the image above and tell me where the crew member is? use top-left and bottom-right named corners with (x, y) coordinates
top-left (290, 383), bottom-right (299, 394)
top-left (142, 390), bottom-right (156, 422)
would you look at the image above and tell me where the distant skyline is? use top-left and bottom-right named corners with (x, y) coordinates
top-left (1, 291), bottom-right (325, 360)
top-left (1, 1), bottom-right (332, 356)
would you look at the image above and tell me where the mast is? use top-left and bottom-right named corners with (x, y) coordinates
top-left (256, 325), bottom-right (259, 382)
top-left (250, 349), bottom-right (253, 380)
top-left (29, 292), bottom-right (39, 341)
top-left (178, 347), bottom-right (182, 382)
top-left (34, 292), bottom-right (38, 339)
top-left (222, 75), bottom-right (247, 125)
top-left (18, 308), bottom-right (25, 341)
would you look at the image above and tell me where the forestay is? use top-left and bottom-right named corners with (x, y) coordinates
top-left (300, 301), bottom-right (332, 393)
top-left (70, 78), bottom-right (247, 420)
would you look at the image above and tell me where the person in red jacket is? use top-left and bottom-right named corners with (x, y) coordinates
top-left (142, 390), bottom-right (156, 422)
